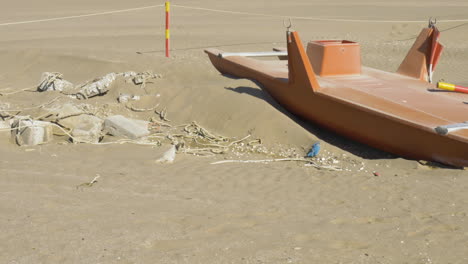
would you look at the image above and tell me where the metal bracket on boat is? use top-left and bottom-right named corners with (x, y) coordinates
top-left (284, 18), bottom-right (292, 43)
top-left (283, 18), bottom-right (292, 32)
top-left (428, 17), bottom-right (437, 28)
top-left (434, 121), bottom-right (468, 135)
top-left (218, 51), bottom-right (288, 58)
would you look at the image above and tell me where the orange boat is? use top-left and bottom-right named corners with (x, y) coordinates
top-left (205, 25), bottom-right (468, 167)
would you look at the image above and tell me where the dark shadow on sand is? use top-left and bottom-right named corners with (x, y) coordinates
top-left (225, 83), bottom-right (397, 160)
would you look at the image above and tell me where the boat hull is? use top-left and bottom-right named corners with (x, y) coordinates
top-left (205, 32), bottom-right (468, 167)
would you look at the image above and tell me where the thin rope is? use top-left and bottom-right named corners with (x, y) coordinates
top-left (2, 3), bottom-right (468, 27)
top-left (0, 4), bottom-right (163, 27)
top-left (172, 4), bottom-right (468, 23)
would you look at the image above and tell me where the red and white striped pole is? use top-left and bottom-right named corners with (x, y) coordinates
top-left (165, 1), bottom-right (170, 57)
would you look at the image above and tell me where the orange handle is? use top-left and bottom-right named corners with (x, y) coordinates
top-left (437, 82), bottom-right (468, 94)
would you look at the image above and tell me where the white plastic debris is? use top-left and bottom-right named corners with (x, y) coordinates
top-left (73, 72), bottom-right (117, 99)
top-left (103, 115), bottom-right (149, 139)
top-left (11, 119), bottom-right (54, 146)
top-left (118, 94), bottom-right (141, 103)
top-left (36, 71), bottom-right (161, 99)
top-left (155, 145), bottom-right (176, 164)
top-left (132, 72), bottom-right (161, 85)
top-left (37, 72), bottom-right (73, 92)
top-left (122, 71), bottom-right (137, 78)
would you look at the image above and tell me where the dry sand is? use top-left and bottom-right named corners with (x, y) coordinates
top-left (1, 0), bottom-right (468, 263)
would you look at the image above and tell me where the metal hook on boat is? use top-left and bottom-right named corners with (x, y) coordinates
top-left (283, 18), bottom-right (292, 32)
top-left (284, 18), bottom-right (293, 43)
top-left (428, 17), bottom-right (437, 28)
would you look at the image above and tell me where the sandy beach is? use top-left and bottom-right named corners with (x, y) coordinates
top-left (1, 0), bottom-right (468, 263)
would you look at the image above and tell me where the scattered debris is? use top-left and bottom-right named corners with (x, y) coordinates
top-left (155, 145), bottom-right (176, 163)
top-left (40, 103), bottom-right (103, 143)
top-left (37, 72), bottom-right (73, 92)
top-left (0, 70), bottom-right (364, 171)
top-left (37, 71), bottom-right (160, 100)
top-left (306, 141), bottom-right (321, 157)
top-left (76, 174), bottom-right (100, 189)
top-left (129, 71), bottom-right (161, 89)
top-left (118, 94), bottom-right (140, 103)
top-left (71, 72), bottom-right (118, 99)
top-left (11, 118), bottom-right (54, 146)
top-left (155, 107), bottom-right (170, 121)
top-left (125, 103), bottom-right (160, 112)
top-left (104, 115), bottom-right (149, 139)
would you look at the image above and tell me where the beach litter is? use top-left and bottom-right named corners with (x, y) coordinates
top-left (71, 72), bottom-right (119, 99)
top-left (35, 71), bottom-right (161, 100)
top-left (76, 174), bottom-right (100, 190)
top-left (118, 94), bottom-right (141, 103)
top-left (104, 115), bottom-right (149, 139)
top-left (0, 70), bottom-right (356, 171)
top-left (155, 145), bottom-right (176, 163)
top-left (306, 141), bottom-right (320, 157)
top-left (11, 118), bottom-right (54, 146)
top-left (129, 71), bottom-right (161, 89)
top-left (37, 72), bottom-right (73, 92)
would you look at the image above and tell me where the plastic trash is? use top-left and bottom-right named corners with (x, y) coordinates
top-left (74, 72), bottom-right (117, 99)
top-left (155, 145), bottom-right (176, 163)
top-left (118, 94), bottom-right (141, 103)
top-left (37, 72), bottom-right (73, 92)
top-left (306, 142), bottom-right (321, 157)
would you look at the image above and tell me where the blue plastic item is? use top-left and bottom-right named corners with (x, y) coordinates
top-left (307, 142), bottom-right (321, 157)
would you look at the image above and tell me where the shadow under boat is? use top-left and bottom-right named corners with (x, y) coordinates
top-left (225, 82), bottom-right (397, 161)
